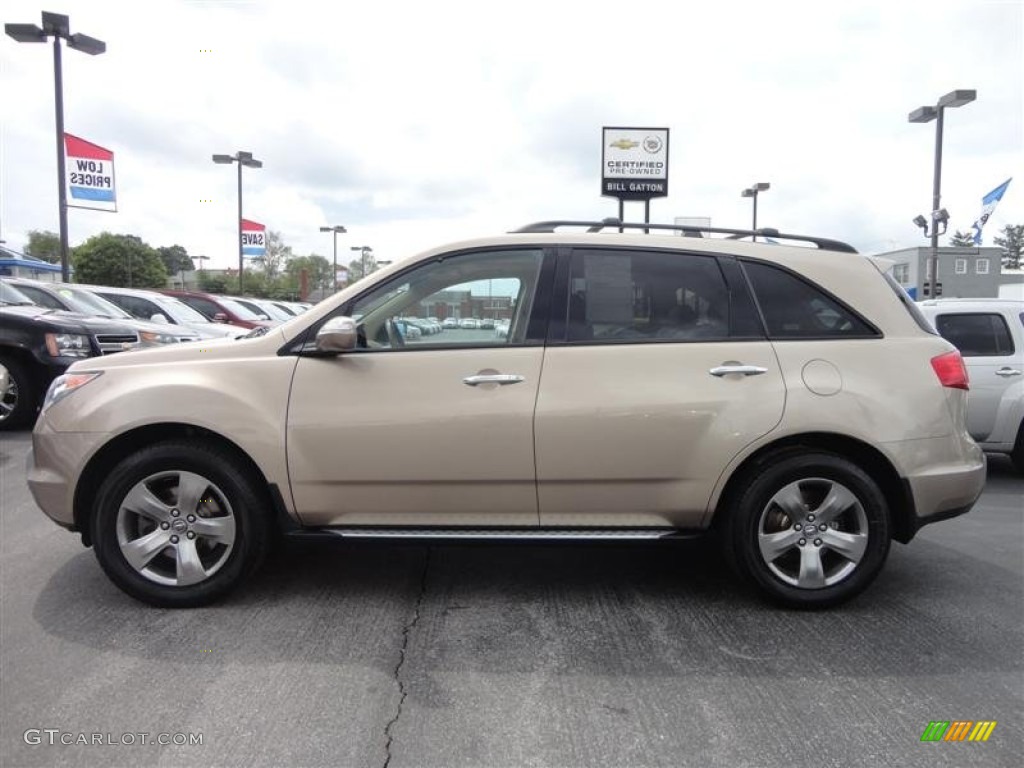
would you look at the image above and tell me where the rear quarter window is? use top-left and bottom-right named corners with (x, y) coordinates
top-left (742, 261), bottom-right (879, 339)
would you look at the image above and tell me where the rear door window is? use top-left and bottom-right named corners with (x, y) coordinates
top-left (935, 313), bottom-right (1015, 357)
top-left (566, 249), bottom-right (734, 342)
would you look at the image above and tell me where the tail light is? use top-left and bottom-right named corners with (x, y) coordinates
top-left (931, 350), bottom-right (969, 390)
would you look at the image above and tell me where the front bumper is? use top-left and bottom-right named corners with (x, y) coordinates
top-left (26, 419), bottom-right (102, 530)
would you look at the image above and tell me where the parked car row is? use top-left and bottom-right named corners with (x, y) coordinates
top-left (0, 277), bottom-right (313, 430)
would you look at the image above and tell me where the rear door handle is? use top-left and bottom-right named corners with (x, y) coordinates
top-left (995, 367), bottom-right (1022, 377)
top-left (463, 374), bottom-right (525, 386)
top-left (709, 365), bottom-right (768, 377)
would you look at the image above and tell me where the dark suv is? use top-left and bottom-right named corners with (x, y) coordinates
top-left (0, 281), bottom-right (141, 430)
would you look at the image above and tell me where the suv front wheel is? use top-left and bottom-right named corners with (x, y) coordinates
top-left (91, 441), bottom-right (271, 607)
top-left (726, 452), bottom-right (891, 608)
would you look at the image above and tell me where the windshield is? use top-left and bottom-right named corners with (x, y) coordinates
top-left (218, 298), bottom-right (263, 320)
top-left (157, 296), bottom-right (212, 323)
top-left (253, 301), bottom-right (291, 321)
top-left (60, 287), bottom-right (133, 319)
top-left (0, 281), bottom-right (35, 305)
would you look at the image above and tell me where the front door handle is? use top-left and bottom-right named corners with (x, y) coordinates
top-left (463, 374), bottom-right (525, 386)
top-left (995, 367), bottom-right (1023, 377)
top-left (709, 365), bottom-right (768, 377)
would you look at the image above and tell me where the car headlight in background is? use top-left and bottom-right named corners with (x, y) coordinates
top-left (139, 330), bottom-right (179, 345)
top-left (44, 333), bottom-right (91, 358)
top-left (41, 371), bottom-right (103, 413)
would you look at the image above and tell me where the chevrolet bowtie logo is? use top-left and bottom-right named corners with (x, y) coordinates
top-left (609, 139), bottom-right (639, 150)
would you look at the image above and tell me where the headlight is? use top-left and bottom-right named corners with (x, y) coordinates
top-left (44, 332), bottom-right (91, 358)
top-left (140, 330), bottom-right (179, 345)
top-left (41, 371), bottom-right (102, 413)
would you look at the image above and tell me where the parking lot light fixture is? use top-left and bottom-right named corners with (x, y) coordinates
top-left (741, 182), bottom-right (770, 241)
top-left (212, 151), bottom-right (263, 292)
top-left (908, 89), bottom-right (976, 298)
top-left (6, 11), bottom-right (106, 283)
top-left (350, 245), bottom-right (373, 279)
top-left (319, 225), bottom-right (347, 292)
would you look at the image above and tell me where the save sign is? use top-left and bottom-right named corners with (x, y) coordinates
top-left (241, 219), bottom-right (266, 257)
top-left (64, 134), bottom-right (117, 212)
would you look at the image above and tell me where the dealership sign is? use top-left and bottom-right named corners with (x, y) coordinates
top-left (601, 127), bottom-right (670, 200)
top-left (64, 133), bottom-right (117, 212)
top-left (241, 219), bottom-right (266, 257)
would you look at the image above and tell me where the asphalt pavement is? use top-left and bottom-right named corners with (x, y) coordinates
top-left (1, 431), bottom-right (1021, 768)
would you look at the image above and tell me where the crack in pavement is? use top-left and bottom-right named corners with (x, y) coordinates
top-left (382, 547), bottom-right (431, 768)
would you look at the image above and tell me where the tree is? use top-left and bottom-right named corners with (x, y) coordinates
top-left (286, 254), bottom-right (332, 296)
top-left (255, 230), bottom-right (291, 280)
top-left (156, 245), bottom-right (195, 277)
top-left (994, 224), bottom-right (1024, 270)
top-left (948, 230), bottom-right (975, 247)
top-left (346, 250), bottom-right (378, 283)
top-left (72, 233), bottom-right (167, 288)
top-left (198, 272), bottom-right (229, 294)
top-left (24, 230), bottom-right (61, 263)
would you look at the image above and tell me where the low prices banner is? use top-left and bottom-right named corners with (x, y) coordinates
top-left (601, 127), bottom-right (670, 200)
top-left (241, 219), bottom-right (266, 257)
top-left (64, 133), bottom-right (117, 212)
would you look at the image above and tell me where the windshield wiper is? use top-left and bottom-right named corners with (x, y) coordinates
top-left (243, 326), bottom-right (270, 339)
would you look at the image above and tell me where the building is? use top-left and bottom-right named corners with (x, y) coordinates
top-left (0, 245), bottom-right (62, 282)
top-left (875, 246), bottom-right (1002, 299)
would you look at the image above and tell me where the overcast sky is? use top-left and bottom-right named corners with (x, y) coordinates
top-left (2, 0), bottom-right (1021, 271)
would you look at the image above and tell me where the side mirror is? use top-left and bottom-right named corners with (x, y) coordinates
top-left (213, 312), bottom-right (229, 323)
top-left (316, 316), bottom-right (358, 353)
top-left (149, 314), bottom-right (169, 324)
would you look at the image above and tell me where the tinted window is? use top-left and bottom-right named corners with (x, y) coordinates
top-left (935, 313), bottom-right (1015, 357)
top-left (104, 293), bottom-right (166, 321)
top-left (567, 249), bottom-right (730, 342)
top-left (12, 285), bottom-right (65, 310)
top-left (744, 261), bottom-right (877, 339)
top-left (180, 296), bottom-right (220, 319)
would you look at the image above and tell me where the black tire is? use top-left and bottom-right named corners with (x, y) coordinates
top-left (91, 440), bottom-right (271, 608)
top-left (0, 354), bottom-right (37, 431)
top-left (724, 451), bottom-right (891, 608)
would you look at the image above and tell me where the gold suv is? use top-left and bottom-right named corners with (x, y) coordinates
top-left (27, 221), bottom-right (986, 608)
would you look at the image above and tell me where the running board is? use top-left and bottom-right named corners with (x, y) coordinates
top-left (285, 526), bottom-right (701, 541)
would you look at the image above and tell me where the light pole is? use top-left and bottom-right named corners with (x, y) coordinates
top-left (740, 182), bottom-right (770, 241)
top-left (212, 151), bottom-right (262, 293)
top-left (6, 11), bottom-right (105, 283)
top-left (350, 245), bottom-right (373, 280)
top-left (194, 254), bottom-right (210, 274)
top-left (909, 89), bottom-right (976, 299)
top-left (319, 225), bottom-right (347, 292)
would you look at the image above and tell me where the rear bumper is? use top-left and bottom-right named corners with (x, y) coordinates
top-left (889, 434), bottom-right (986, 541)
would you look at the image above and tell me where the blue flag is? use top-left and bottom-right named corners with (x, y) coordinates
top-left (972, 178), bottom-right (1012, 245)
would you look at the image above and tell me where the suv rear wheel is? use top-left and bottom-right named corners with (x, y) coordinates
top-left (91, 441), bottom-right (271, 607)
top-left (726, 452), bottom-right (891, 608)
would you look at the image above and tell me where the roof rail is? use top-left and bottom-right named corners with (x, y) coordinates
top-left (510, 219), bottom-right (858, 253)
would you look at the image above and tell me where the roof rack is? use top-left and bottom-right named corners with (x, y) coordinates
top-left (510, 218), bottom-right (858, 253)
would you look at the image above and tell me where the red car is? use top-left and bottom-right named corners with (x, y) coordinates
top-left (160, 290), bottom-right (274, 330)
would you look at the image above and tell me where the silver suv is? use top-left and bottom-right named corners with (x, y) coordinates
top-left (918, 298), bottom-right (1024, 472)
top-left (27, 221), bottom-right (986, 608)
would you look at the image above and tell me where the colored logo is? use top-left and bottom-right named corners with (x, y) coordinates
top-left (920, 721), bottom-right (997, 742)
top-left (609, 139), bottom-right (639, 150)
